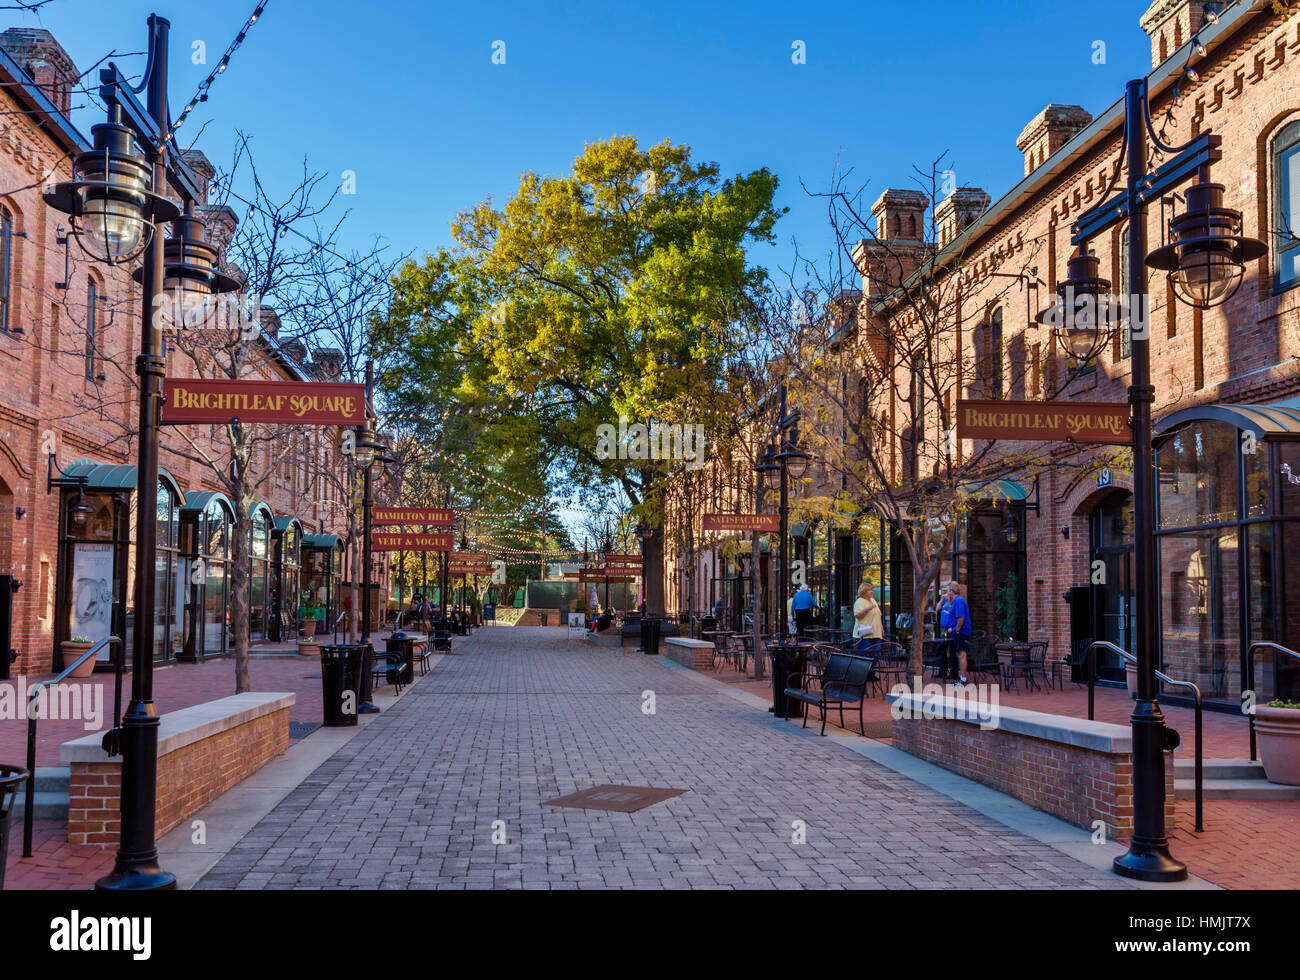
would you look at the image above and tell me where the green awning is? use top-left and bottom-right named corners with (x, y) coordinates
top-left (63, 460), bottom-right (185, 505)
top-left (302, 533), bottom-right (342, 550)
top-left (274, 515), bottom-right (302, 533)
top-left (964, 479), bottom-right (1028, 502)
top-left (1156, 396), bottom-right (1300, 441)
top-left (179, 490), bottom-right (233, 517)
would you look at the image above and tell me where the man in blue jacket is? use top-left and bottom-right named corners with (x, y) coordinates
top-left (791, 584), bottom-right (818, 638)
top-left (941, 580), bottom-right (972, 686)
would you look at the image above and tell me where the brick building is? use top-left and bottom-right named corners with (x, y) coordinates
top-left (0, 28), bottom-right (371, 676)
top-left (667, 0), bottom-right (1300, 708)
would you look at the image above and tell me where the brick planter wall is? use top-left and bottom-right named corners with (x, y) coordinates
top-left (663, 638), bottom-right (714, 671)
top-left (889, 697), bottom-right (1175, 840)
top-left (63, 693), bottom-right (293, 847)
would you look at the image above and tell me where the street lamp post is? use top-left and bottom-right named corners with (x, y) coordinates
top-left (763, 383), bottom-right (810, 640)
top-left (42, 14), bottom-right (240, 890)
top-left (1038, 73), bottom-right (1264, 882)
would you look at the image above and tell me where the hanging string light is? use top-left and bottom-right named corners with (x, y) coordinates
top-left (166, 2), bottom-right (269, 145)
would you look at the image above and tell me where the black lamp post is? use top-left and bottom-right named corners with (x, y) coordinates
top-left (42, 15), bottom-right (240, 891)
top-left (1037, 74), bottom-right (1265, 882)
top-left (765, 383), bottom-right (810, 639)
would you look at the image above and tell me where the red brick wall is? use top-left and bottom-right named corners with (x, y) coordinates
top-left (67, 705), bottom-right (289, 847)
top-left (892, 714), bottom-right (1176, 840)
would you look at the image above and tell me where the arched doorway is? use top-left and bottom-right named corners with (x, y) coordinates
top-left (1089, 489), bottom-right (1135, 682)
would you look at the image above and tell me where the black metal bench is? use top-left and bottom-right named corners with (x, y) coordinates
top-left (784, 652), bottom-right (875, 736)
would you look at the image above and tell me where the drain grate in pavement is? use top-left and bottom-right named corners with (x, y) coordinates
top-left (288, 721), bottom-right (322, 739)
top-left (543, 784), bottom-right (687, 813)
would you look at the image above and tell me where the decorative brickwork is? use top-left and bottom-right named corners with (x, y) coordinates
top-left (891, 711), bottom-right (1176, 839)
top-left (65, 699), bottom-right (290, 847)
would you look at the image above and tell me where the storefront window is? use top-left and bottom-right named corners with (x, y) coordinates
top-left (1157, 422), bottom-right (1239, 528)
top-left (1155, 419), bottom-right (1297, 704)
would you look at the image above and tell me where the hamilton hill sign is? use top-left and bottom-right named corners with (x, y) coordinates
top-left (162, 379), bottom-right (367, 427)
top-left (956, 399), bottom-right (1131, 446)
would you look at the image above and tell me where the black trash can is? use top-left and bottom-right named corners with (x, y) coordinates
top-left (385, 636), bottom-right (415, 686)
top-left (770, 645), bottom-right (807, 720)
top-left (0, 763), bottom-right (29, 890)
top-left (320, 645), bottom-right (364, 727)
top-left (640, 615), bottom-right (662, 655)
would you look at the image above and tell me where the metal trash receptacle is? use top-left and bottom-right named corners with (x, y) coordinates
top-left (0, 764), bottom-right (29, 890)
top-left (385, 636), bottom-right (415, 685)
top-left (641, 616), bottom-right (661, 654)
top-left (320, 645), bottom-right (364, 727)
top-left (770, 645), bottom-right (807, 720)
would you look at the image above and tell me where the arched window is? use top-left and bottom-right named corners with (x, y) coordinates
top-left (1273, 118), bottom-right (1300, 290)
top-left (0, 206), bottom-right (12, 335)
top-left (84, 277), bottom-right (99, 380)
top-left (978, 308), bottom-right (1004, 399)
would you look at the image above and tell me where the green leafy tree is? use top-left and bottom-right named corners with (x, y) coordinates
top-left (375, 136), bottom-right (783, 614)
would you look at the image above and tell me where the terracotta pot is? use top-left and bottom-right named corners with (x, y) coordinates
top-left (1126, 661), bottom-right (1138, 697)
top-left (61, 642), bottom-right (96, 678)
top-left (297, 641), bottom-right (318, 657)
top-left (1255, 705), bottom-right (1300, 786)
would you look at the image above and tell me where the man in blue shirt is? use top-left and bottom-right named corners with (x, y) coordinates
top-left (941, 580), bottom-right (972, 685)
top-left (791, 585), bottom-right (818, 638)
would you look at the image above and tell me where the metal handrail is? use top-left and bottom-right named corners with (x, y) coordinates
top-left (1247, 641), bottom-right (1300, 762)
top-left (1089, 640), bottom-right (1203, 833)
top-left (23, 636), bottom-right (121, 858)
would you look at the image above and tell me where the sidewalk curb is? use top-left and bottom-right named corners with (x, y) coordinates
top-left (651, 656), bottom-right (1217, 891)
top-left (159, 652), bottom-right (451, 889)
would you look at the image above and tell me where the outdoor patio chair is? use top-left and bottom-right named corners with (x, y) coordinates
top-left (969, 635), bottom-right (1001, 683)
top-left (1050, 637), bottom-right (1094, 690)
top-left (1004, 640), bottom-right (1049, 693)
top-left (868, 641), bottom-right (908, 697)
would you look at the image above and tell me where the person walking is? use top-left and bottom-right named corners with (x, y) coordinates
top-left (853, 581), bottom-right (883, 654)
top-left (942, 580), bottom-right (973, 685)
top-left (791, 584), bottom-right (817, 637)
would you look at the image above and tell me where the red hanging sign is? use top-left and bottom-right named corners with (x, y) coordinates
top-left (372, 507), bottom-right (455, 526)
top-left (702, 513), bottom-right (780, 533)
top-left (162, 379), bottom-right (367, 426)
top-left (371, 532), bottom-right (454, 552)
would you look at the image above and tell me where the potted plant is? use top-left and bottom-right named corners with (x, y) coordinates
top-left (61, 635), bottom-right (97, 678)
top-left (1255, 699), bottom-right (1300, 786)
top-left (297, 635), bottom-right (318, 658)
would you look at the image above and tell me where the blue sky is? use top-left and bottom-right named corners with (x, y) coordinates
top-left (20, 0), bottom-right (1155, 276)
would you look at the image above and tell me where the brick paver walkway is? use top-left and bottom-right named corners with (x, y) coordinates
top-left (196, 626), bottom-right (1132, 890)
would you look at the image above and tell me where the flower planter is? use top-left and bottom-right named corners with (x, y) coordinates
top-left (1126, 662), bottom-right (1138, 698)
top-left (297, 641), bottom-right (318, 657)
top-left (1254, 705), bottom-right (1300, 786)
top-left (61, 642), bottom-right (96, 678)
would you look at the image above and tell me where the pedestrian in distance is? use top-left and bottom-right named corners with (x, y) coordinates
top-left (791, 584), bottom-right (818, 638)
top-left (942, 580), bottom-right (972, 686)
top-left (853, 581), bottom-right (883, 654)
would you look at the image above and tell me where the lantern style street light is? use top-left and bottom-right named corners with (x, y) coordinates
top-left (1036, 73), bottom-right (1266, 882)
top-left (41, 15), bottom-right (242, 891)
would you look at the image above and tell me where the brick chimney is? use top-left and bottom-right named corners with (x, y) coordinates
top-left (181, 149), bottom-right (214, 205)
top-left (871, 189), bottom-right (928, 244)
top-left (0, 28), bottom-right (78, 114)
top-left (1017, 105), bottom-right (1093, 176)
top-left (281, 338), bottom-right (307, 364)
top-left (314, 348), bottom-right (344, 379)
top-left (1140, 0), bottom-right (1226, 68)
top-left (853, 190), bottom-right (932, 299)
top-left (934, 187), bottom-right (991, 247)
top-left (258, 307), bottom-right (281, 340)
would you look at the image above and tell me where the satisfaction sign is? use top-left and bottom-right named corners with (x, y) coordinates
top-left (702, 513), bottom-right (781, 533)
top-left (956, 399), bottom-right (1131, 445)
top-left (162, 379), bottom-right (367, 426)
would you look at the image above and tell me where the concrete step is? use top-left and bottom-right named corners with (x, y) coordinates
top-left (8, 791), bottom-right (70, 820)
top-left (1174, 758), bottom-right (1264, 781)
top-left (4, 768), bottom-right (71, 819)
top-left (1175, 777), bottom-right (1300, 801)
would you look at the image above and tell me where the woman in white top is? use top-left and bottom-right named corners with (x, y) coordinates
top-left (853, 581), bottom-right (883, 653)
